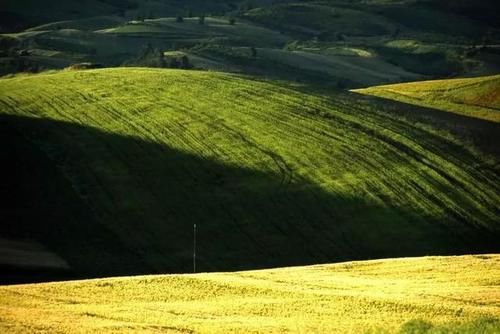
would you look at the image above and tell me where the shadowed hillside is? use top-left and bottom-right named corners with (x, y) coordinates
top-left (1, 68), bottom-right (499, 281)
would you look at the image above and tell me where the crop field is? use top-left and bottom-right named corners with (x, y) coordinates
top-left (255, 47), bottom-right (421, 86)
top-left (353, 75), bottom-right (500, 122)
top-left (2, 1), bottom-right (500, 333)
top-left (245, 3), bottom-right (397, 37)
top-left (0, 255), bottom-right (499, 333)
top-left (3, 1), bottom-right (499, 82)
top-left (0, 68), bottom-right (498, 279)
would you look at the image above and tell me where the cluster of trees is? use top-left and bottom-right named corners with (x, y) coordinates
top-left (127, 43), bottom-right (193, 69)
top-left (0, 36), bottom-right (41, 74)
top-left (175, 14), bottom-right (236, 26)
top-left (163, 54), bottom-right (192, 69)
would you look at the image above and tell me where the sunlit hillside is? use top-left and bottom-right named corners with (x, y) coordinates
top-left (353, 75), bottom-right (500, 122)
top-left (1, 255), bottom-right (499, 333)
top-left (1, 68), bottom-right (498, 280)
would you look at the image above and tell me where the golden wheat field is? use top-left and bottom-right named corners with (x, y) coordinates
top-left (1, 255), bottom-right (499, 333)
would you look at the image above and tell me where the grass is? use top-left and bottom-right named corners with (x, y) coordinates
top-left (353, 74), bottom-right (500, 122)
top-left (25, 16), bottom-right (125, 32)
top-left (2, 1), bottom-right (499, 82)
top-left (3, 0), bottom-right (499, 80)
top-left (98, 17), bottom-right (288, 48)
top-left (0, 68), bottom-right (498, 279)
top-left (245, 3), bottom-right (396, 38)
top-left (255, 47), bottom-right (420, 86)
top-left (0, 255), bottom-right (499, 333)
top-left (0, 0), bottom-right (239, 32)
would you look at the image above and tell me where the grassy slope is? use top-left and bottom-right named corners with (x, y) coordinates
top-left (0, 17), bottom-right (292, 76)
top-left (0, 68), bottom-right (499, 278)
top-left (3, 1), bottom-right (499, 83)
top-left (244, 1), bottom-right (495, 41)
top-left (245, 3), bottom-right (397, 37)
top-left (26, 16), bottom-right (126, 32)
top-left (353, 75), bottom-right (500, 122)
top-left (98, 17), bottom-right (289, 47)
top-left (256, 47), bottom-right (420, 86)
top-left (0, 255), bottom-right (499, 333)
top-left (0, 0), bottom-right (239, 30)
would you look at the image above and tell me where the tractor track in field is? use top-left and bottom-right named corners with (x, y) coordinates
top-left (217, 122), bottom-right (293, 187)
top-left (2, 68), bottom-right (499, 274)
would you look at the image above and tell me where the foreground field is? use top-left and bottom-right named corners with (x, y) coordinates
top-left (0, 68), bottom-right (499, 280)
top-left (353, 75), bottom-right (500, 122)
top-left (1, 255), bottom-right (499, 333)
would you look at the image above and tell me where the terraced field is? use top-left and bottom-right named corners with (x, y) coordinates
top-left (1, 68), bottom-right (498, 278)
top-left (354, 75), bottom-right (500, 122)
top-left (1, 255), bottom-right (499, 333)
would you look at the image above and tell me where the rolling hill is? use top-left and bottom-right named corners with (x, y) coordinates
top-left (353, 74), bottom-right (500, 122)
top-left (2, 0), bottom-right (499, 84)
top-left (0, 0), bottom-right (245, 32)
top-left (1, 1), bottom-right (499, 333)
top-left (1, 68), bottom-right (499, 281)
top-left (0, 255), bottom-right (499, 333)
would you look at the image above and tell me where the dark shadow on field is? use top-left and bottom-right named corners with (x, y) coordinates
top-left (348, 92), bottom-right (500, 159)
top-left (1, 115), bottom-right (498, 283)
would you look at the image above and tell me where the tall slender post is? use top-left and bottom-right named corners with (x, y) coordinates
top-left (193, 223), bottom-right (197, 273)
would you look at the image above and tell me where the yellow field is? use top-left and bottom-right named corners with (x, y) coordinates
top-left (1, 255), bottom-right (499, 333)
top-left (353, 75), bottom-right (500, 122)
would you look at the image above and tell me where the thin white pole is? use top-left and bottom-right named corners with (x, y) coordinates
top-left (193, 223), bottom-right (197, 273)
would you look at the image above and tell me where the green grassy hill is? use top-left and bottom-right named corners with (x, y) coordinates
top-left (244, 1), bottom-right (498, 42)
top-left (0, 68), bottom-right (498, 280)
top-left (1, 255), bottom-right (499, 333)
top-left (353, 74), bottom-right (500, 122)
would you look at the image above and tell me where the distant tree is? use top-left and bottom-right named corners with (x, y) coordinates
top-left (176, 15), bottom-right (184, 23)
top-left (250, 47), bottom-right (257, 58)
top-left (198, 15), bottom-right (205, 25)
top-left (186, 8), bottom-right (193, 18)
top-left (180, 55), bottom-right (191, 69)
top-left (482, 35), bottom-right (490, 47)
top-left (18, 49), bottom-right (30, 57)
top-left (16, 57), bottom-right (27, 72)
top-left (317, 31), bottom-right (329, 41)
top-left (158, 50), bottom-right (166, 67)
top-left (229, 17), bottom-right (236, 25)
top-left (335, 32), bottom-right (345, 41)
top-left (169, 57), bottom-right (180, 68)
top-left (29, 63), bottom-right (40, 73)
top-left (392, 27), bottom-right (400, 39)
top-left (240, 1), bottom-right (254, 11)
top-left (336, 79), bottom-right (347, 89)
top-left (144, 42), bottom-right (154, 54)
